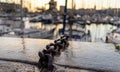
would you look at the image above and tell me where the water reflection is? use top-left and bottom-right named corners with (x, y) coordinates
top-left (85, 24), bottom-right (117, 42)
top-left (24, 21), bottom-right (118, 42)
top-left (24, 21), bottom-right (63, 39)
top-left (0, 18), bottom-right (117, 42)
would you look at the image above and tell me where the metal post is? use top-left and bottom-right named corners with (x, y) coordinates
top-left (62, 0), bottom-right (67, 34)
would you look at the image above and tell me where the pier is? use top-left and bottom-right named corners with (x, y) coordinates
top-left (0, 37), bottom-right (119, 72)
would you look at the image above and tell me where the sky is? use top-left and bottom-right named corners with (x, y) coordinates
top-left (1, 0), bottom-right (120, 11)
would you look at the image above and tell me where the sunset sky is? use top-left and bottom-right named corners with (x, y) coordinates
top-left (1, 0), bottom-right (120, 11)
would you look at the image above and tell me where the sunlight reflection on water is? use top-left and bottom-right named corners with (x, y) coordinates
top-left (25, 21), bottom-right (118, 42)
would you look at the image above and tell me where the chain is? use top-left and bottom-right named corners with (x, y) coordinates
top-left (38, 35), bottom-right (69, 72)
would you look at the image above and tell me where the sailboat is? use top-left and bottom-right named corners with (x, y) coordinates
top-left (60, 0), bottom-right (87, 41)
top-left (2, 0), bottom-right (55, 39)
top-left (106, 1), bottom-right (120, 44)
top-left (106, 29), bottom-right (120, 44)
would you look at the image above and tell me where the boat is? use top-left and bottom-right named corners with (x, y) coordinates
top-left (58, 26), bottom-right (86, 41)
top-left (2, 27), bottom-right (55, 39)
top-left (41, 13), bottom-right (53, 24)
top-left (29, 15), bottom-right (42, 22)
top-left (106, 28), bottom-right (120, 44)
top-left (65, 30), bottom-right (85, 40)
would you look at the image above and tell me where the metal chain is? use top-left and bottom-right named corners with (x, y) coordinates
top-left (38, 35), bottom-right (69, 72)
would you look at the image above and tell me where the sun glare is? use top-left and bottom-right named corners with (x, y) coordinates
top-left (35, 0), bottom-right (120, 10)
top-left (36, 0), bottom-right (50, 7)
top-left (1, 0), bottom-right (120, 11)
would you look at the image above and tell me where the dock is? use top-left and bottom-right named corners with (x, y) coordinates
top-left (0, 37), bottom-right (119, 72)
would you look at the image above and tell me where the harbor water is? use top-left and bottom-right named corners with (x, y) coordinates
top-left (24, 20), bottom-right (118, 42)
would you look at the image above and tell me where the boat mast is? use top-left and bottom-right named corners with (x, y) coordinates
top-left (20, 0), bottom-right (25, 49)
top-left (62, 0), bottom-right (68, 34)
top-left (116, 0), bottom-right (118, 17)
top-left (20, 0), bottom-right (24, 29)
top-left (72, 0), bottom-right (76, 9)
top-left (20, 0), bottom-right (23, 22)
top-left (72, 0), bottom-right (74, 9)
